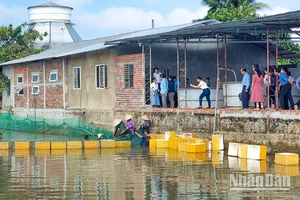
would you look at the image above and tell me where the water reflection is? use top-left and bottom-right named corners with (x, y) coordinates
top-left (0, 148), bottom-right (299, 199)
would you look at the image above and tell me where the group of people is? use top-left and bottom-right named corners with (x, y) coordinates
top-left (241, 64), bottom-right (299, 110)
top-left (151, 68), bottom-right (178, 108)
top-left (151, 67), bottom-right (211, 109)
top-left (113, 114), bottom-right (151, 146)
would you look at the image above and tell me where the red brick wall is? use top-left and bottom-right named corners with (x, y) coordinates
top-left (45, 60), bottom-right (63, 108)
top-left (14, 65), bottom-right (28, 108)
top-left (115, 54), bottom-right (144, 109)
top-left (46, 85), bottom-right (63, 108)
top-left (13, 60), bottom-right (64, 109)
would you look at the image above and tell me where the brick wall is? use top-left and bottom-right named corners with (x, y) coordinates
top-left (13, 59), bottom-right (64, 109)
top-left (45, 60), bottom-right (63, 108)
top-left (14, 65), bottom-right (28, 108)
top-left (115, 54), bottom-right (144, 109)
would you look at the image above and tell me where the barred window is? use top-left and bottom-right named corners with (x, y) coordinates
top-left (73, 67), bottom-right (81, 90)
top-left (96, 64), bottom-right (108, 89)
top-left (124, 64), bottom-right (134, 88)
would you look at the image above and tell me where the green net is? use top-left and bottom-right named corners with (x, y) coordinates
top-left (0, 114), bottom-right (113, 139)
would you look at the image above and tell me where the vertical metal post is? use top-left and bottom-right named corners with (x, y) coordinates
top-left (213, 33), bottom-right (220, 134)
top-left (224, 35), bottom-right (228, 108)
top-left (184, 41), bottom-right (187, 108)
top-left (267, 26), bottom-right (270, 109)
top-left (275, 27), bottom-right (279, 109)
top-left (177, 40), bottom-right (180, 108)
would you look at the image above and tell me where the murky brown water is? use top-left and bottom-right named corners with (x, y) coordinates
top-left (0, 147), bottom-right (300, 200)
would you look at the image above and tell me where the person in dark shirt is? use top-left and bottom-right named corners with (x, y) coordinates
top-left (168, 76), bottom-right (176, 108)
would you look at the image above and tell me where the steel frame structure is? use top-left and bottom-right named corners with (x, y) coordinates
top-left (177, 39), bottom-right (187, 108)
top-left (142, 44), bottom-right (152, 106)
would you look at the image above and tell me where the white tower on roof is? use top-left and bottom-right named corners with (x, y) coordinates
top-left (28, 2), bottom-right (82, 48)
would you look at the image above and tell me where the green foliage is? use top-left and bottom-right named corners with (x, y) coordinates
top-left (0, 22), bottom-right (47, 63)
top-left (206, 3), bottom-right (259, 22)
top-left (195, 0), bottom-right (269, 22)
top-left (279, 43), bottom-right (300, 64)
top-left (0, 73), bottom-right (9, 93)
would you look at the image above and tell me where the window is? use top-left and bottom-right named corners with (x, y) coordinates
top-left (17, 74), bottom-right (23, 84)
top-left (19, 89), bottom-right (24, 95)
top-left (96, 64), bottom-right (108, 89)
top-left (124, 64), bottom-right (134, 88)
top-left (49, 71), bottom-right (58, 82)
top-left (32, 73), bottom-right (39, 83)
top-left (32, 86), bottom-right (39, 95)
top-left (73, 67), bottom-right (81, 89)
top-left (14, 87), bottom-right (24, 96)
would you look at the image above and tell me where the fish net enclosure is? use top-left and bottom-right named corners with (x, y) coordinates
top-left (0, 114), bottom-right (113, 139)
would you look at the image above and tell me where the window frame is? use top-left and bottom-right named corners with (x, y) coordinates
top-left (124, 64), bottom-right (134, 88)
top-left (73, 66), bottom-right (81, 90)
top-left (17, 74), bottom-right (24, 85)
top-left (95, 64), bottom-right (108, 89)
top-left (14, 87), bottom-right (24, 96)
top-left (31, 73), bottom-right (39, 83)
top-left (49, 70), bottom-right (58, 82)
top-left (32, 85), bottom-right (39, 95)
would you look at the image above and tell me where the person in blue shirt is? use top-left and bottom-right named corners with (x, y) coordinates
top-left (275, 68), bottom-right (294, 110)
top-left (160, 74), bottom-right (168, 108)
top-left (240, 68), bottom-right (251, 109)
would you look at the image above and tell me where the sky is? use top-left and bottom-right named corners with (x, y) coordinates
top-left (0, 0), bottom-right (299, 40)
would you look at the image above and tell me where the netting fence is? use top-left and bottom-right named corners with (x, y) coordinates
top-left (0, 114), bottom-right (113, 139)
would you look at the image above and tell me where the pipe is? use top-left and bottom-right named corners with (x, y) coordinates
top-left (218, 68), bottom-right (237, 82)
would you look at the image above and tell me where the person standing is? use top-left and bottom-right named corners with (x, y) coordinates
top-left (150, 77), bottom-right (160, 108)
top-left (190, 76), bottom-right (211, 108)
top-left (168, 76), bottom-right (175, 108)
top-left (264, 67), bottom-right (276, 109)
top-left (240, 68), bottom-right (251, 109)
top-left (250, 65), bottom-right (264, 109)
top-left (160, 74), bottom-right (168, 108)
top-left (173, 76), bottom-right (179, 108)
top-left (153, 68), bottom-right (162, 105)
top-left (275, 68), bottom-right (294, 110)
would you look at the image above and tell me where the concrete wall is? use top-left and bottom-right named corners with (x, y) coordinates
top-left (66, 49), bottom-right (116, 110)
top-left (111, 108), bottom-right (300, 153)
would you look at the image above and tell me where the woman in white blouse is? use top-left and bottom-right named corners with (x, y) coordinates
top-left (150, 77), bottom-right (160, 107)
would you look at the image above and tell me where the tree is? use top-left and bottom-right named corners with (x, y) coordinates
top-left (0, 23), bottom-right (47, 93)
top-left (196, 3), bottom-right (259, 22)
top-left (0, 22), bottom-right (47, 63)
top-left (196, 0), bottom-right (270, 22)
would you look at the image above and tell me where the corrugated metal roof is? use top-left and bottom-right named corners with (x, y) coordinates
top-left (0, 32), bottom-right (136, 66)
top-left (107, 20), bottom-right (220, 43)
top-left (107, 10), bottom-right (300, 42)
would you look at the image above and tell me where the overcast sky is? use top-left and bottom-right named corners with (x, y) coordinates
top-left (0, 0), bottom-right (298, 40)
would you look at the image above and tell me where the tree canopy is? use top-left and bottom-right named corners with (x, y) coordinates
top-left (194, 0), bottom-right (269, 22)
top-left (0, 23), bottom-right (47, 63)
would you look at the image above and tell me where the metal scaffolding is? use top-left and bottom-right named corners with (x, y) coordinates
top-left (143, 44), bottom-right (152, 106)
top-left (177, 39), bottom-right (187, 108)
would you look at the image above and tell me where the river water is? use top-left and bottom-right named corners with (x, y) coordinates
top-left (0, 147), bottom-right (300, 200)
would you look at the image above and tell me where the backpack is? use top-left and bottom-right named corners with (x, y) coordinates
top-left (270, 74), bottom-right (276, 87)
